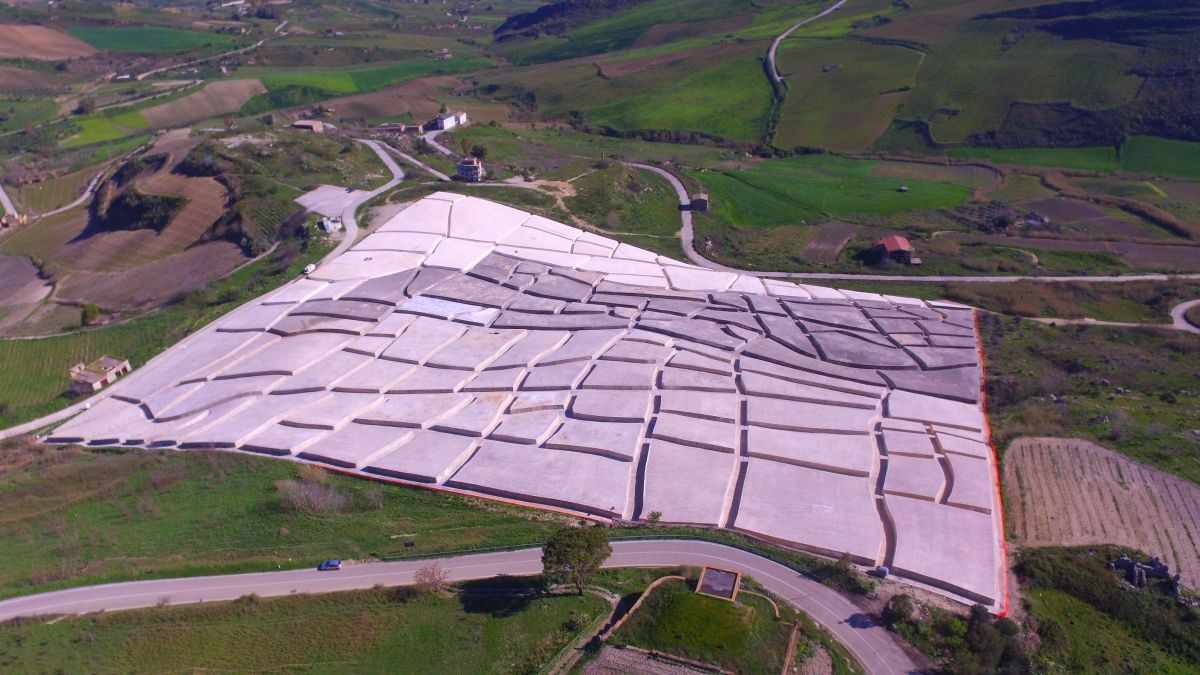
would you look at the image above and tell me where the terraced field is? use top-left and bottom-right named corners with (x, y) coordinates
top-left (1004, 437), bottom-right (1200, 589)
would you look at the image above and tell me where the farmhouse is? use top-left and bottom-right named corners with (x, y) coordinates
top-left (691, 193), bottom-right (710, 212)
top-left (456, 156), bottom-right (485, 182)
top-left (436, 111), bottom-right (469, 130)
top-left (874, 235), bottom-right (920, 265)
top-left (69, 356), bottom-right (131, 395)
top-left (291, 119), bottom-right (325, 133)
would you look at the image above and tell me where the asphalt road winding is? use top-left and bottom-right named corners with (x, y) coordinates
top-left (0, 540), bottom-right (917, 675)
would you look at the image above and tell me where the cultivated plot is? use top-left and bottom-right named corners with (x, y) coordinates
top-left (1005, 437), bottom-right (1200, 589)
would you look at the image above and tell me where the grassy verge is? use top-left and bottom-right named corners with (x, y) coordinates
top-left (980, 315), bottom-right (1200, 483)
top-left (565, 162), bottom-right (681, 238)
top-left (609, 578), bottom-right (793, 673)
top-left (1017, 546), bottom-right (1199, 672)
top-left (0, 442), bottom-right (567, 600)
top-left (0, 584), bottom-right (606, 673)
top-left (0, 240), bottom-right (329, 429)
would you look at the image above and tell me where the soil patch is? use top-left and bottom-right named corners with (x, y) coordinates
top-left (0, 255), bottom-right (50, 307)
top-left (1004, 437), bottom-right (1200, 589)
top-left (55, 240), bottom-right (247, 310)
top-left (0, 24), bottom-right (96, 60)
top-left (142, 80), bottom-right (266, 129)
top-left (801, 220), bottom-right (857, 263)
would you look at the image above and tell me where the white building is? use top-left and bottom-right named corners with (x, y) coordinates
top-left (435, 111), bottom-right (469, 130)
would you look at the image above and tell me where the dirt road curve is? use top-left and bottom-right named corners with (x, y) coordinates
top-left (767, 0), bottom-right (848, 91)
top-left (0, 540), bottom-right (916, 675)
top-left (626, 161), bottom-right (1200, 285)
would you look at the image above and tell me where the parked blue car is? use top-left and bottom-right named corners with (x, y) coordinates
top-left (317, 559), bottom-right (342, 571)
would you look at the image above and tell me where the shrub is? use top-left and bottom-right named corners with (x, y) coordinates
top-left (81, 303), bottom-right (101, 326)
top-left (276, 479), bottom-right (351, 514)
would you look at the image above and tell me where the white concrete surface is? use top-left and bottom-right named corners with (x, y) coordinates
top-left (40, 193), bottom-right (1004, 609)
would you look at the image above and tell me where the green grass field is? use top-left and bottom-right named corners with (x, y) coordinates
top-left (610, 578), bottom-right (793, 673)
top-left (565, 164), bottom-right (682, 237)
top-left (60, 110), bottom-right (148, 149)
top-left (1120, 136), bottom-right (1200, 180)
top-left (67, 26), bottom-right (239, 53)
top-left (496, 0), bottom-right (763, 64)
top-left (586, 51), bottom-right (774, 142)
top-left (250, 58), bottom-right (492, 96)
top-left (776, 38), bottom-right (922, 151)
top-left (945, 146), bottom-right (1121, 172)
top-left (904, 26), bottom-right (1143, 144)
top-left (0, 99), bottom-right (58, 135)
top-left (0, 585), bottom-right (606, 672)
top-left (693, 154), bottom-right (971, 227)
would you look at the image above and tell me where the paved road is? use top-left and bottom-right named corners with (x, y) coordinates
top-left (1029, 300), bottom-right (1200, 334)
top-left (0, 540), bottom-right (916, 675)
top-left (421, 129), bottom-right (456, 157)
top-left (1170, 299), bottom-right (1200, 334)
top-left (626, 162), bottom-right (1200, 285)
top-left (767, 0), bottom-right (847, 92)
top-left (0, 184), bottom-right (15, 216)
top-left (321, 139), bottom-right (405, 264)
top-left (380, 142), bottom-right (451, 181)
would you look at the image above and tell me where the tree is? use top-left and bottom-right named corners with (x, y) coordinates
top-left (74, 98), bottom-right (95, 115)
top-left (470, 144), bottom-right (488, 159)
top-left (541, 527), bottom-right (611, 595)
top-left (81, 303), bottom-right (101, 326)
top-left (645, 511), bottom-right (662, 526)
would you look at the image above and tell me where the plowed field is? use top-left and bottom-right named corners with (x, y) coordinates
top-left (142, 80), bottom-right (266, 129)
top-left (0, 24), bottom-right (95, 60)
top-left (1005, 437), bottom-right (1200, 588)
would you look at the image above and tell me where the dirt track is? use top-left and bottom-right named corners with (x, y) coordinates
top-left (0, 24), bottom-right (95, 60)
top-left (1004, 437), bottom-right (1200, 588)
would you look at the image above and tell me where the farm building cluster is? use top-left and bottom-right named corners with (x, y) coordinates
top-left (48, 193), bottom-right (1004, 611)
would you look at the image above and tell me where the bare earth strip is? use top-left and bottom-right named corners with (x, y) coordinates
top-left (801, 220), bottom-right (856, 263)
top-left (1005, 437), bottom-right (1200, 588)
top-left (142, 79), bottom-right (266, 129)
top-left (0, 24), bottom-right (95, 60)
top-left (55, 240), bottom-right (246, 310)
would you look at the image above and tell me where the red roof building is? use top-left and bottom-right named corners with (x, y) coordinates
top-left (874, 235), bottom-right (919, 265)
